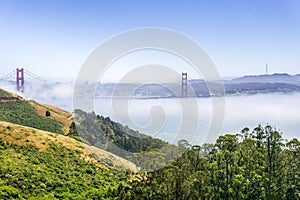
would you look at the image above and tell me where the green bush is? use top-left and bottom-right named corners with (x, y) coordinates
top-left (45, 110), bottom-right (51, 117)
top-left (0, 185), bottom-right (20, 199)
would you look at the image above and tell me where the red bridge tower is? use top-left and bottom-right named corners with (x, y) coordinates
top-left (16, 68), bottom-right (24, 92)
top-left (182, 72), bottom-right (187, 97)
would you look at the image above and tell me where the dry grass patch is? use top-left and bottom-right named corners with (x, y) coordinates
top-left (29, 100), bottom-right (73, 134)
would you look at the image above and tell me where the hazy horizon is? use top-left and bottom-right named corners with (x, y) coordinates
top-left (1, 0), bottom-right (300, 80)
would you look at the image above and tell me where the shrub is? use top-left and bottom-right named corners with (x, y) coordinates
top-left (0, 185), bottom-right (20, 199)
top-left (45, 111), bottom-right (51, 117)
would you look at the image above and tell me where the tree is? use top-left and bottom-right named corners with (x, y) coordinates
top-left (68, 121), bottom-right (78, 136)
top-left (113, 125), bottom-right (300, 199)
top-left (45, 110), bottom-right (51, 117)
top-left (284, 138), bottom-right (300, 199)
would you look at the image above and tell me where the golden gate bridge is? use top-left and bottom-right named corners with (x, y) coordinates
top-left (0, 68), bottom-right (45, 93)
top-left (1, 68), bottom-right (190, 97)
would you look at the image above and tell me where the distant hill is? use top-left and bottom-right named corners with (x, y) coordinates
top-left (228, 73), bottom-right (300, 85)
top-left (90, 73), bottom-right (300, 98)
top-left (224, 82), bottom-right (300, 95)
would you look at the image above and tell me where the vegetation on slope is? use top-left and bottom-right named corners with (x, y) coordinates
top-left (0, 88), bottom-right (298, 199)
top-left (0, 100), bottom-right (64, 134)
top-left (0, 113), bottom-right (299, 199)
top-left (0, 120), bottom-right (141, 199)
top-left (74, 110), bottom-right (168, 156)
top-left (0, 88), bottom-right (15, 98)
top-left (0, 121), bottom-right (138, 172)
top-left (0, 140), bottom-right (125, 199)
top-left (115, 125), bottom-right (300, 199)
top-left (73, 110), bottom-right (182, 171)
top-left (29, 100), bottom-right (73, 134)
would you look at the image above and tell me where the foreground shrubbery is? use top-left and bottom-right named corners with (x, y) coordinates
top-left (0, 139), bottom-right (125, 199)
top-left (0, 120), bottom-right (299, 199)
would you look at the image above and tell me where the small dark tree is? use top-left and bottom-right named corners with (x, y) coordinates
top-left (68, 121), bottom-right (78, 136)
top-left (45, 110), bottom-right (51, 117)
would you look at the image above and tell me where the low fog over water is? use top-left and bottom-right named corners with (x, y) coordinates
top-left (93, 93), bottom-right (300, 144)
top-left (1, 81), bottom-right (299, 144)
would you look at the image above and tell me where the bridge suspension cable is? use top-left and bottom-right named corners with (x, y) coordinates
top-left (0, 70), bottom-right (15, 80)
top-left (24, 69), bottom-right (45, 82)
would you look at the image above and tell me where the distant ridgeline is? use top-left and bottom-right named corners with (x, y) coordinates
top-left (78, 73), bottom-right (300, 98)
top-left (224, 73), bottom-right (300, 96)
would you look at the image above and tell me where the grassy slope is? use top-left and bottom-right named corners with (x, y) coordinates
top-left (0, 87), bottom-right (73, 135)
top-left (0, 88), bottom-right (16, 98)
top-left (0, 100), bottom-right (64, 134)
top-left (0, 121), bottom-right (138, 172)
top-left (29, 100), bottom-right (73, 134)
top-left (0, 88), bottom-right (137, 171)
top-left (0, 89), bottom-right (139, 198)
top-left (0, 138), bottom-right (124, 199)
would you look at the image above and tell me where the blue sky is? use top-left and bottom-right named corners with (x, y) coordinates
top-left (1, 0), bottom-right (300, 80)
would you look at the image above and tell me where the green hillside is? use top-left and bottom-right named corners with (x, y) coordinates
top-left (0, 120), bottom-right (139, 199)
top-left (0, 100), bottom-right (64, 134)
top-left (0, 88), bottom-right (15, 98)
top-left (73, 110), bottom-right (180, 171)
top-left (0, 139), bottom-right (125, 199)
top-left (74, 109), bottom-right (168, 156)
